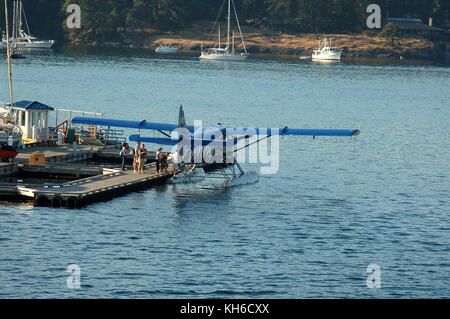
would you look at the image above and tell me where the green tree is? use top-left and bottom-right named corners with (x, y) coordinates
top-left (379, 22), bottom-right (402, 46)
top-left (1, 0), bottom-right (445, 44)
top-left (63, 0), bottom-right (122, 41)
top-left (126, 0), bottom-right (152, 32)
top-left (152, 0), bottom-right (189, 31)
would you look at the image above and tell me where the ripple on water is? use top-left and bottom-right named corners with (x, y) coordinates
top-left (0, 51), bottom-right (449, 298)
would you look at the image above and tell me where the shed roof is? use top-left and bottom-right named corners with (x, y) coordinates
top-left (387, 18), bottom-right (447, 32)
top-left (12, 100), bottom-right (54, 111)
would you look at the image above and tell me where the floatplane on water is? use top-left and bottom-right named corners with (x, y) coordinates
top-left (72, 107), bottom-right (360, 188)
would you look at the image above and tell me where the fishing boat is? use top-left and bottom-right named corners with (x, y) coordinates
top-left (200, 0), bottom-right (248, 61)
top-left (0, 0), bottom-right (54, 49)
top-left (155, 44), bottom-right (180, 54)
top-left (311, 37), bottom-right (342, 61)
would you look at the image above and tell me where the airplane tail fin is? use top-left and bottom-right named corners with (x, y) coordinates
top-left (178, 105), bottom-right (187, 128)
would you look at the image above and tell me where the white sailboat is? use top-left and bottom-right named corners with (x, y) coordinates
top-left (200, 0), bottom-right (248, 61)
top-left (0, 0), bottom-right (54, 49)
top-left (311, 37), bottom-right (342, 61)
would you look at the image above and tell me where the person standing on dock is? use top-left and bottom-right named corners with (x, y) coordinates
top-left (156, 147), bottom-right (163, 173)
top-left (161, 153), bottom-right (169, 172)
top-left (169, 152), bottom-right (180, 175)
top-left (133, 141), bottom-right (141, 173)
top-left (138, 144), bottom-right (148, 174)
top-left (120, 143), bottom-right (127, 171)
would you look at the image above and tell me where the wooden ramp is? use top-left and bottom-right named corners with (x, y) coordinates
top-left (20, 168), bottom-right (173, 208)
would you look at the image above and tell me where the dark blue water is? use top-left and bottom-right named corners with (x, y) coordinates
top-left (0, 48), bottom-right (449, 298)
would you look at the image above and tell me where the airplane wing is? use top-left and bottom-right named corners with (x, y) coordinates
top-left (227, 128), bottom-right (361, 137)
top-left (71, 117), bottom-right (195, 132)
top-left (278, 128), bottom-right (360, 137)
top-left (72, 117), bottom-right (360, 137)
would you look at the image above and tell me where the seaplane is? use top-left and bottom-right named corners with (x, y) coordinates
top-left (72, 107), bottom-right (360, 188)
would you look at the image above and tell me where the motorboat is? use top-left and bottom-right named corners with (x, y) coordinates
top-left (311, 37), bottom-right (342, 61)
top-left (155, 45), bottom-right (180, 54)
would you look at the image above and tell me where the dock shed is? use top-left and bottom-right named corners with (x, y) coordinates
top-left (10, 100), bottom-right (54, 140)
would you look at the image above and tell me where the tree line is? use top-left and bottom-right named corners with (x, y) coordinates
top-left (1, 0), bottom-right (449, 42)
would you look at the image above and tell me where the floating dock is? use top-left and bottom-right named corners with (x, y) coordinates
top-left (20, 169), bottom-right (172, 208)
top-left (0, 145), bottom-right (172, 208)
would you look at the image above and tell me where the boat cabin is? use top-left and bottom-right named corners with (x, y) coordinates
top-left (9, 100), bottom-right (54, 140)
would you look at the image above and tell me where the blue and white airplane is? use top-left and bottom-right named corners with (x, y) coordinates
top-left (72, 106), bottom-right (360, 187)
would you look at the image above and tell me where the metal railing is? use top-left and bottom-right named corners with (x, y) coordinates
top-left (53, 108), bottom-right (104, 127)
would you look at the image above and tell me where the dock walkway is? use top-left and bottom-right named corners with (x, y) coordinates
top-left (19, 168), bottom-right (173, 208)
top-left (1, 144), bottom-right (172, 208)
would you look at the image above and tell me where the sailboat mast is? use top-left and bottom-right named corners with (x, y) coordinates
top-left (11, 0), bottom-right (15, 39)
top-left (14, 0), bottom-right (19, 38)
top-left (18, 0), bottom-right (22, 36)
top-left (4, 0), bottom-right (15, 106)
top-left (218, 24), bottom-right (221, 49)
top-left (226, 0), bottom-right (230, 53)
top-left (232, 30), bottom-right (235, 54)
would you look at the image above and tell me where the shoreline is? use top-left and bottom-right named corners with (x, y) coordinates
top-left (60, 44), bottom-right (450, 66)
top-left (68, 23), bottom-right (450, 60)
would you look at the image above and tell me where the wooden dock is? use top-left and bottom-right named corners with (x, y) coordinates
top-left (0, 144), bottom-right (173, 208)
top-left (19, 167), bottom-right (173, 208)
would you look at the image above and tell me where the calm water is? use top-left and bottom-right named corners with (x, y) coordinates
top-left (0, 47), bottom-right (449, 298)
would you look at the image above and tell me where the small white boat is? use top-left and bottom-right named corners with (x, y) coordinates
top-left (155, 45), bottom-right (180, 54)
top-left (311, 37), bottom-right (342, 61)
top-left (200, 0), bottom-right (248, 61)
top-left (0, 1), bottom-right (55, 50)
top-left (200, 47), bottom-right (248, 61)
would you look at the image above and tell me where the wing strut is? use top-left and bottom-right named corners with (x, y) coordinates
top-left (233, 135), bottom-right (272, 153)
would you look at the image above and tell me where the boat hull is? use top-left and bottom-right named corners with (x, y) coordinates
top-left (199, 53), bottom-right (248, 61)
top-left (0, 41), bottom-right (55, 49)
top-left (311, 52), bottom-right (342, 60)
top-left (0, 149), bottom-right (18, 161)
top-left (10, 53), bottom-right (25, 59)
top-left (155, 47), bottom-right (180, 54)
